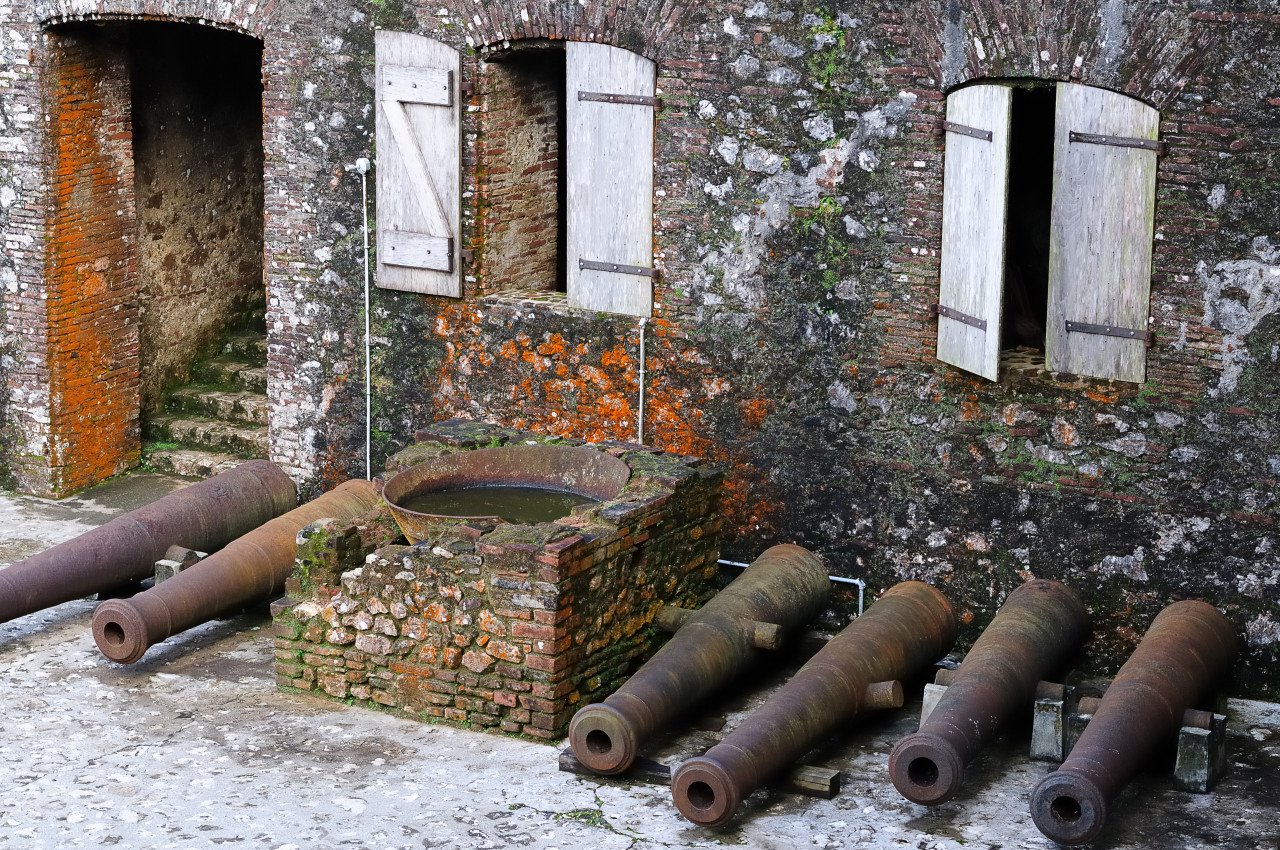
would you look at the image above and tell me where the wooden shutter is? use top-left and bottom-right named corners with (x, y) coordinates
top-left (565, 42), bottom-right (657, 316)
top-left (375, 31), bottom-right (461, 296)
top-left (936, 84), bottom-right (1013, 381)
top-left (1046, 82), bottom-right (1159, 383)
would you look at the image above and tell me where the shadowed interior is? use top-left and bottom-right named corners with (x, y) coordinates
top-left (585, 729), bottom-right (612, 755)
top-left (908, 756), bottom-right (939, 787)
top-left (1052, 795), bottom-right (1083, 822)
top-left (686, 781), bottom-right (716, 811)
top-left (102, 621), bottom-right (126, 646)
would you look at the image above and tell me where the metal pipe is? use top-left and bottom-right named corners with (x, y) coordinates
top-left (889, 579), bottom-right (1089, 805)
top-left (718, 558), bottom-right (865, 614)
top-left (0, 461), bottom-right (297, 625)
top-left (92, 479), bottom-right (380, 664)
top-left (569, 544), bottom-right (830, 775)
top-left (1029, 600), bottom-right (1237, 845)
top-left (637, 316), bottom-right (647, 444)
top-left (356, 156), bottom-right (372, 481)
top-left (671, 581), bottom-right (957, 827)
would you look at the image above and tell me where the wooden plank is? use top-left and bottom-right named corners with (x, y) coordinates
top-left (566, 42), bottom-right (656, 317)
top-left (1046, 82), bottom-right (1159, 383)
top-left (374, 31), bottom-right (461, 296)
top-left (936, 84), bottom-right (1012, 381)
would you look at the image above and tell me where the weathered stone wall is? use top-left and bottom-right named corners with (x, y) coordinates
top-left (132, 23), bottom-right (265, 414)
top-left (275, 423), bottom-right (723, 737)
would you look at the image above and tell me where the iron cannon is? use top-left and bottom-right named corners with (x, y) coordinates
top-left (671, 580), bottom-right (957, 827)
top-left (0, 460), bottom-right (296, 626)
top-left (92, 478), bottom-right (381, 663)
top-left (889, 578), bottom-right (1089, 805)
top-left (1029, 600), bottom-right (1237, 845)
top-left (568, 543), bottom-right (830, 775)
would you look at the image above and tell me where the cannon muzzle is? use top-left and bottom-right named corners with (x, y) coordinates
top-left (92, 479), bottom-right (380, 663)
top-left (1029, 600), bottom-right (1237, 845)
top-left (889, 579), bottom-right (1088, 805)
top-left (671, 580), bottom-right (956, 826)
top-left (568, 544), bottom-right (830, 775)
top-left (0, 461), bottom-right (296, 626)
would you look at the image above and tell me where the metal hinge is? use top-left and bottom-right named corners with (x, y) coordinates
top-left (932, 303), bottom-right (987, 331)
top-left (579, 258), bottom-right (658, 279)
top-left (943, 120), bottom-right (993, 142)
top-left (1065, 319), bottom-right (1153, 346)
top-left (460, 81), bottom-right (476, 98)
top-left (459, 248), bottom-right (474, 264)
top-left (1069, 131), bottom-right (1165, 154)
top-left (578, 91), bottom-right (661, 108)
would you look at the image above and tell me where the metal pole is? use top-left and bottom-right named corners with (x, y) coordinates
top-left (637, 317), bottom-right (647, 444)
top-left (356, 157), bottom-right (372, 480)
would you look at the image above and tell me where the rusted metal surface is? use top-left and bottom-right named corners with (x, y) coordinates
top-left (382, 444), bottom-right (631, 541)
top-left (889, 579), bottom-right (1088, 805)
top-left (567, 544), bottom-right (830, 776)
top-left (1029, 600), bottom-right (1238, 845)
top-left (0, 461), bottom-right (296, 626)
top-left (671, 581), bottom-right (957, 827)
top-left (92, 479), bottom-right (380, 664)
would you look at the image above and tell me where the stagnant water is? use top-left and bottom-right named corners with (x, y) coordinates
top-left (400, 485), bottom-right (596, 524)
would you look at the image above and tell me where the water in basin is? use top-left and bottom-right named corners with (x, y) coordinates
top-left (400, 485), bottom-right (596, 524)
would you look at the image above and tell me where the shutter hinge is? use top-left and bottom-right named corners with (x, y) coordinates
top-left (1069, 130), bottom-right (1165, 154)
top-left (932, 303), bottom-right (987, 332)
top-left (578, 91), bottom-right (661, 108)
top-left (460, 248), bottom-right (474, 264)
top-left (579, 258), bottom-right (658, 279)
top-left (460, 80), bottom-right (475, 98)
top-left (1065, 319), bottom-right (1153, 347)
top-left (943, 120), bottom-right (993, 142)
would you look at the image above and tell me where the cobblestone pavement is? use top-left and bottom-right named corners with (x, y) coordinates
top-left (1, 474), bottom-right (1277, 849)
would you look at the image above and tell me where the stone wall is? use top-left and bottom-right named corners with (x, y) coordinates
top-left (274, 423), bottom-right (723, 737)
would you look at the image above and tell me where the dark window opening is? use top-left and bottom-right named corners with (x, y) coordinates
top-left (1001, 85), bottom-right (1056, 352)
top-left (481, 45), bottom-right (568, 295)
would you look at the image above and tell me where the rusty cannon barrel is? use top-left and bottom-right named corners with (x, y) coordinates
top-left (1029, 600), bottom-right (1238, 845)
top-left (889, 579), bottom-right (1089, 805)
top-left (92, 479), bottom-right (380, 664)
top-left (671, 581), bottom-right (957, 827)
top-left (0, 461), bottom-right (297, 626)
top-left (568, 544), bottom-right (830, 775)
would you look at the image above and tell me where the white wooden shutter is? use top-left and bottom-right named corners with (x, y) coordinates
top-left (1045, 82), bottom-right (1159, 383)
top-left (936, 84), bottom-right (1013, 381)
top-left (375, 31), bottom-right (461, 296)
top-left (565, 42), bottom-right (657, 316)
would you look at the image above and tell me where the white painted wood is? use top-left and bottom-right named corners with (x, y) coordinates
top-left (1046, 82), bottom-right (1159, 383)
top-left (375, 31), bottom-right (461, 296)
top-left (937, 84), bottom-right (1013, 381)
top-left (566, 42), bottom-right (656, 317)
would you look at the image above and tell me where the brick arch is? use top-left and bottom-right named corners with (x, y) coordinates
top-left (455, 0), bottom-right (698, 62)
top-left (902, 0), bottom-right (1214, 111)
top-left (35, 1), bottom-right (268, 37)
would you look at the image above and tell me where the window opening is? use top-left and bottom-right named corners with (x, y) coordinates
top-left (1001, 85), bottom-right (1055, 353)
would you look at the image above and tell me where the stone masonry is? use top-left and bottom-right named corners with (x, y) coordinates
top-left (273, 422), bottom-right (723, 737)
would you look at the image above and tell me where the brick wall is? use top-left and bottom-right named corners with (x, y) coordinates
top-left (275, 423), bottom-right (723, 737)
top-left (44, 25), bottom-right (140, 495)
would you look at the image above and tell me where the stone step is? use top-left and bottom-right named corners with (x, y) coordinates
top-left (146, 414), bottom-right (268, 458)
top-left (143, 447), bottom-right (247, 479)
top-left (167, 387), bottom-right (268, 426)
top-left (191, 356), bottom-right (267, 393)
top-left (223, 332), bottom-right (268, 361)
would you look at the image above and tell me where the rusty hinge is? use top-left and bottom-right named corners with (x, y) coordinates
top-left (943, 120), bottom-right (993, 142)
top-left (460, 80), bottom-right (476, 98)
top-left (1065, 319), bottom-right (1153, 346)
top-left (460, 248), bottom-right (475, 264)
top-left (579, 258), bottom-right (658, 279)
top-left (578, 91), bottom-right (661, 108)
top-left (932, 303), bottom-right (987, 331)
top-left (1069, 130), bottom-right (1165, 154)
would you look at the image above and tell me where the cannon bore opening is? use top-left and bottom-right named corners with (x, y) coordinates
top-left (584, 729), bottom-right (613, 756)
top-left (1051, 795), bottom-right (1083, 823)
top-left (907, 757), bottom-right (940, 788)
top-left (686, 781), bottom-right (717, 811)
top-left (101, 621), bottom-right (126, 647)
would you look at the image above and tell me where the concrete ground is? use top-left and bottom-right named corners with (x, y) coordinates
top-left (1, 473), bottom-right (1277, 850)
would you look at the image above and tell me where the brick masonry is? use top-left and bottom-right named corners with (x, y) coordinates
top-left (274, 422), bottom-right (723, 737)
top-left (1, 1), bottom-right (1278, 696)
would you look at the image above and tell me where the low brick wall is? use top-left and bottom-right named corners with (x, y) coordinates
top-left (273, 422), bottom-right (722, 737)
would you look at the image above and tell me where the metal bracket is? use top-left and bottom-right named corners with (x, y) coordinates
top-left (459, 248), bottom-right (474, 264)
top-left (1065, 319), bottom-right (1153, 346)
top-left (1069, 130), bottom-right (1166, 154)
top-left (932, 303), bottom-right (988, 332)
top-left (460, 80), bottom-right (476, 98)
top-left (578, 91), bottom-right (661, 108)
top-left (944, 120), bottom-right (993, 142)
top-left (579, 258), bottom-right (658, 279)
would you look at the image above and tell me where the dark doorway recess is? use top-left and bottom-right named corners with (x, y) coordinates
top-left (1002, 84), bottom-right (1056, 352)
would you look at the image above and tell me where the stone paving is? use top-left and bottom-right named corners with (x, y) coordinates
top-left (1, 474), bottom-right (1277, 850)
